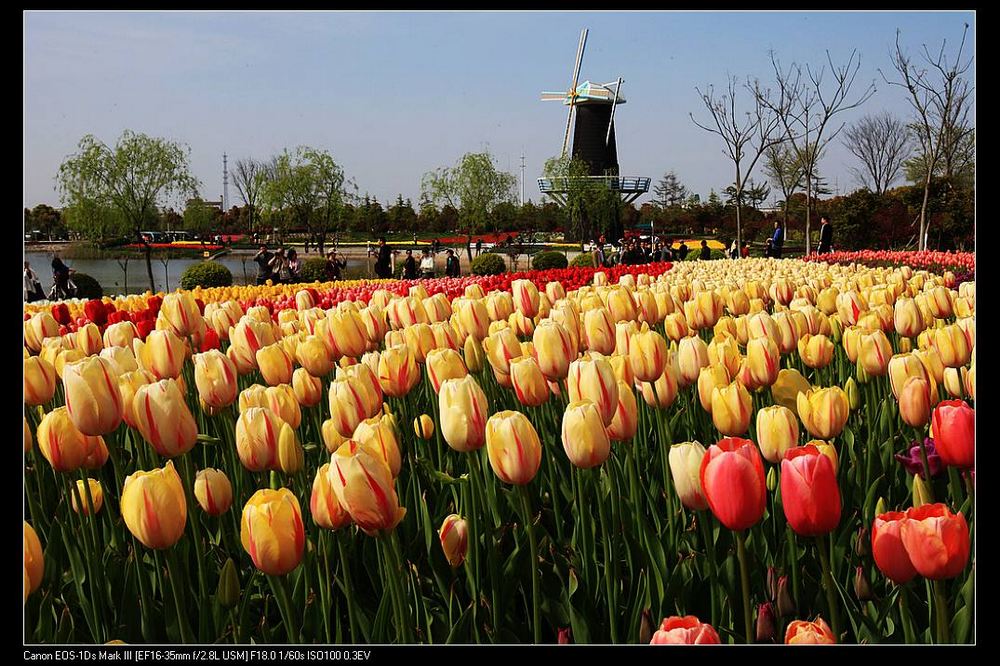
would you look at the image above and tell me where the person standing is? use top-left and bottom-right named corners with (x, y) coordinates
top-left (419, 249), bottom-right (436, 278)
top-left (741, 242), bottom-right (751, 258)
top-left (445, 249), bottom-right (461, 278)
top-left (254, 245), bottom-right (274, 284)
top-left (771, 222), bottom-right (784, 259)
top-left (374, 237), bottom-right (393, 279)
top-left (699, 240), bottom-right (712, 260)
top-left (590, 239), bottom-right (605, 268)
top-left (286, 249), bottom-right (302, 283)
top-left (51, 257), bottom-right (75, 299)
top-left (475, 238), bottom-right (483, 257)
top-left (270, 248), bottom-right (291, 284)
top-left (325, 249), bottom-right (347, 281)
top-left (24, 261), bottom-right (44, 302)
top-left (818, 217), bottom-right (833, 254)
top-left (729, 239), bottom-right (740, 259)
top-left (677, 242), bottom-right (689, 261)
top-left (402, 249), bottom-right (418, 280)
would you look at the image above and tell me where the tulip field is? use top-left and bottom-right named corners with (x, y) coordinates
top-left (23, 257), bottom-right (974, 644)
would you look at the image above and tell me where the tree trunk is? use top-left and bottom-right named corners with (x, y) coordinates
top-left (804, 176), bottom-right (812, 255)
top-left (466, 233), bottom-right (473, 262)
top-left (317, 231), bottom-right (326, 257)
top-left (144, 243), bottom-right (156, 293)
top-left (919, 171), bottom-right (932, 251)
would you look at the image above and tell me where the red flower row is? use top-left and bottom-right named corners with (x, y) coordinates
top-left (802, 250), bottom-right (975, 277)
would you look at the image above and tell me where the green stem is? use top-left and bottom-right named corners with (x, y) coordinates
top-left (898, 584), bottom-right (916, 643)
top-left (165, 548), bottom-right (196, 643)
top-left (932, 579), bottom-right (951, 644)
top-left (337, 532), bottom-right (359, 642)
top-left (593, 468), bottom-right (619, 643)
top-left (815, 534), bottom-right (841, 641)
top-left (698, 513), bottom-right (719, 627)
top-left (735, 530), bottom-right (753, 644)
top-left (267, 573), bottom-right (301, 643)
top-left (518, 485), bottom-right (542, 643)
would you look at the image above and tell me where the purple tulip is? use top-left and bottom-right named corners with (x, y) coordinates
top-left (894, 437), bottom-right (942, 478)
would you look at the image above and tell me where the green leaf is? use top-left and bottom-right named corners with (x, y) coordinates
top-left (445, 603), bottom-right (474, 644)
top-left (568, 569), bottom-right (579, 598)
top-left (952, 605), bottom-right (972, 643)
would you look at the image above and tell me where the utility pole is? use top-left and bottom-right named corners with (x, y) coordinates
top-left (223, 153), bottom-right (229, 211)
top-left (520, 150), bottom-right (526, 206)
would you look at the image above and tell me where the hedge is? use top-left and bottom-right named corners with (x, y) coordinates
top-left (179, 261), bottom-right (233, 290)
top-left (531, 251), bottom-right (569, 271)
top-left (569, 253), bottom-right (595, 268)
top-left (299, 257), bottom-right (329, 283)
top-left (470, 253), bottom-right (507, 276)
top-left (71, 272), bottom-right (103, 299)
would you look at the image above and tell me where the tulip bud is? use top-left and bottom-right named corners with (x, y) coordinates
top-left (639, 609), bottom-right (653, 645)
top-left (24, 521), bottom-right (44, 599)
top-left (756, 602), bottom-right (776, 643)
top-left (558, 627), bottom-right (573, 645)
top-left (121, 461), bottom-right (187, 549)
top-left (414, 414), bottom-right (434, 440)
top-left (853, 566), bottom-right (874, 602)
top-left (777, 575), bottom-right (796, 617)
top-left (438, 514), bottom-right (469, 568)
top-left (766, 566), bottom-right (778, 601)
top-left (70, 478), bottom-right (104, 516)
top-left (668, 442), bottom-right (708, 511)
top-left (485, 411), bottom-right (542, 485)
top-left (561, 400), bottom-right (612, 469)
top-left (194, 468), bottom-right (234, 516)
top-left (855, 525), bottom-right (871, 557)
top-left (912, 475), bottom-right (933, 508)
top-left (217, 558), bottom-right (241, 609)
top-left (766, 467), bottom-right (778, 492)
top-left (845, 377), bottom-right (860, 410)
top-left (277, 429), bottom-right (305, 475)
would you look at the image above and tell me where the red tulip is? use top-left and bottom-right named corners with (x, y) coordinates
top-left (201, 327), bottom-right (221, 352)
top-left (780, 445), bottom-right (841, 536)
top-left (871, 512), bottom-right (917, 584)
top-left (649, 616), bottom-right (721, 644)
top-left (899, 503), bottom-right (970, 580)
top-left (84, 299), bottom-right (108, 326)
top-left (931, 400), bottom-right (974, 468)
top-left (699, 437), bottom-right (766, 531)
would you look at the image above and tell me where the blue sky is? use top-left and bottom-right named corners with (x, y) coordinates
top-left (24, 10), bottom-right (975, 210)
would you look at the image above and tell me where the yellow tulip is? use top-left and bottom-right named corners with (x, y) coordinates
top-left (561, 400), bottom-right (612, 469)
top-left (194, 468), bottom-right (233, 516)
top-left (192, 349), bottom-right (238, 409)
top-left (859, 330), bottom-right (892, 377)
top-left (606, 381), bottom-right (638, 442)
top-left (439, 514), bottom-right (469, 568)
top-left (677, 336), bottom-right (709, 388)
top-left (931, 324), bottom-right (971, 368)
top-left (756, 405), bottom-right (799, 464)
top-left (70, 478), bottom-right (104, 516)
top-left (485, 411), bottom-right (542, 485)
top-left (606, 286), bottom-right (638, 323)
top-left (894, 297), bottom-right (925, 338)
top-left (24, 356), bottom-right (58, 406)
top-left (24, 311), bottom-right (59, 353)
top-left (463, 333), bottom-right (485, 372)
top-left (511, 279), bottom-right (540, 318)
top-left (711, 380), bottom-right (752, 436)
top-left (75, 322), bottom-right (104, 356)
top-left (836, 291), bottom-right (868, 327)
top-left (235, 407), bottom-right (294, 472)
top-left (432, 321), bottom-right (461, 351)
top-left (23, 416), bottom-right (32, 453)
top-left (295, 335), bottom-right (333, 377)
top-left (353, 414), bottom-right (403, 478)
top-left (134, 328), bottom-right (187, 380)
top-left (311, 463), bottom-right (352, 530)
top-left (229, 317), bottom-right (277, 372)
top-left (240, 488), bottom-right (306, 575)
top-left (888, 353), bottom-right (928, 400)
top-left (439, 375), bottom-right (489, 452)
top-left (667, 441), bottom-right (709, 511)
top-left (629, 327), bottom-right (668, 383)
top-left (24, 521), bottom-right (44, 597)
top-left (483, 326), bottom-right (522, 376)
top-left (771, 368), bottom-right (812, 412)
top-left (510, 355), bottom-right (550, 407)
top-left (62, 356), bottom-right (124, 436)
top-left (532, 320), bottom-right (575, 381)
top-left (329, 441), bottom-right (406, 535)
top-left (583, 307), bottom-right (616, 355)
top-left (707, 334), bottom-right (742, 379)
top-left (458, 299), bottom-right (491, 342)
top-left (797, 387), bottom-right (850, 440)
top-left (568, 356), bottom-right (620, 427)
top-left (131, 379), bottom-right (198, 458)
top-left (697, 364), bottom-right (731, 413)
top-left (798, 334), bottom-right (834, 369)
top-left (121, 461), bottom-right (187, 549)
top-left (377, 344), bottom-right (419, 398)
top-left (159, 291), bottom-right (205, 339)
top-left (292, 368), bottom-right (323, 407)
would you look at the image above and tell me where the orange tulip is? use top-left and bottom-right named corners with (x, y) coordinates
top-left (310, 463), bottom-right (352, 530)
top-left (785, 618), bottom-right (836, 644)
top-left (899, 504), bottom-right (970, 580)
top-left (24, 521), bottom-right (44, 598)
top-left (439, 514), bottom-right (469, 568)
top-left (798, 334), bottom-right (834, 369)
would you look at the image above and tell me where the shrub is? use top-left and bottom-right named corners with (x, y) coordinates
top-left (299, 257), bottom-right (329, 283)
top-left (683, 249), bottom-right (728, 261)
top-left (179, 261), bottom-right (233, 290)
top-left (70, 272), bottom-right (103, 299)
top-left (470, 253), bottom-right (507, 276)
top-left (569, 253), bottom-right (595, 268)
top-left (531, 251), bottom-right (569, 271)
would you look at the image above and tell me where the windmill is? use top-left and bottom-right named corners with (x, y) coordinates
top-left (538, 28), bottom-right (649, 207)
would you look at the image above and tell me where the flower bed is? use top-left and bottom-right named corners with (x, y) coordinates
top-left (803, 250), bottom-right (975, 279)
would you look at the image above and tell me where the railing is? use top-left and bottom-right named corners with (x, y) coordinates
top-left (538, 176), bottom-right (651, 194)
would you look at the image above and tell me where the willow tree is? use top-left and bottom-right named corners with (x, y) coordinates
top-left (57, 131), bottom-right (199, 292)
top-left (422, 150), bottom-right (517, 261)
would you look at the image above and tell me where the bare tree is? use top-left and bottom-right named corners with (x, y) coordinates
top-left (882, 25), bottom-right (972, 250)
top-left (763, 142), bottom-right (805, 229)
top-left (842, 112), bottom-right (912, 195)
top-left (762, 50), bottom-right (876, 253)
top-left (232, 158), bottom-right (267, 236)
top-left (690, 76), bottom-right (786, 249)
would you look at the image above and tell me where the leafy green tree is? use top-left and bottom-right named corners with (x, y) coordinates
top-left (183, 198), bottom-right (216, 234)
top-left (422, 150), bottom-right (517, 260)
top-left (26, 204), bottom-right (66, 241)
top-left (653, 171), bottom-right (688, 208)
top-left (262, 147), bottom-right (353, 254)
top-left (542, 154), bottom-right (621, 247)
top-left (57, 130), bottom-right (199, 291)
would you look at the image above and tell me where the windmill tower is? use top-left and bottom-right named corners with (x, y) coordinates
top-left (538, 29), bottom-right (649, 210)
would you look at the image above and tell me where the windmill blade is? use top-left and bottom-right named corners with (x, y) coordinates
top-left (606, 77), bottom-right (623, 146)
top-left (561, 28), bottom-right (588, 157)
